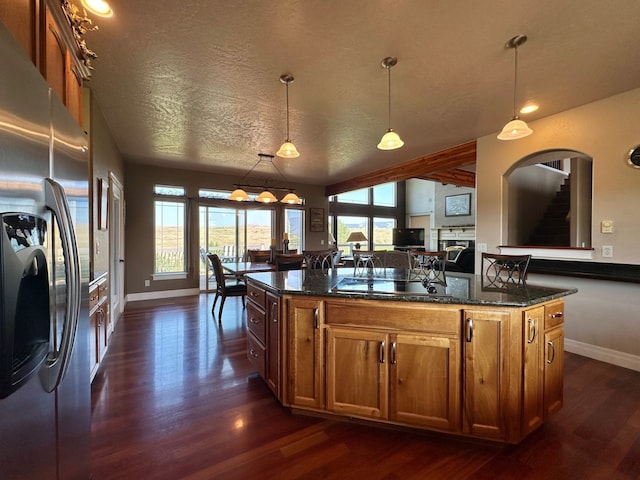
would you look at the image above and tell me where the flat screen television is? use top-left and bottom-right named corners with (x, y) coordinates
top-left (392, 228), bottom-right (425, 247)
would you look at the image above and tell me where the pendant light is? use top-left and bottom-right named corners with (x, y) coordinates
top-left (498, 35), bottom-right (533, 140)
top-left (377, 57), bottom-right (404, 150)
top-left (276, 74), bottom-right (300, 158)
top-left (228, 154), bottom-right (302, 204)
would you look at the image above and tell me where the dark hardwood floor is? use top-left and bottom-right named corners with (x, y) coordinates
top-left (91, 294), bottom-right (640, 480)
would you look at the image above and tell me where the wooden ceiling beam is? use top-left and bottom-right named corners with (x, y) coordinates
top-left (417, 168), bottom-right (476, 188)
top-left (324, 140), bottom-right (476, 196)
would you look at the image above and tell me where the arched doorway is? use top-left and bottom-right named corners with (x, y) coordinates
top-left (504, 149), bottom-right (592, 248)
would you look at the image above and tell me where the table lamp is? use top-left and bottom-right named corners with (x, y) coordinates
top-left (346, 231), bottom-right (367, 250)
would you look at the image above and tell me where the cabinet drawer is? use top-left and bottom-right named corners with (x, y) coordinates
top-left (89, 285), bottom-right (99, 311)
top-left (544, 301), bottom-right (564, 330)
top-left (247, 332), bottom-right (266, 378)
top-left (98, 278), bottom-right (108, 296)
top-left (326, 299), bottom-right (460, 336)
top-left (247, 283), bottom-right (266, 309)
top-left (246, 301), bottom-right (266, 345)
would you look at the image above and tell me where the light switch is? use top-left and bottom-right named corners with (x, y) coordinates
top-left (601, 220), bottom-right (613, 233)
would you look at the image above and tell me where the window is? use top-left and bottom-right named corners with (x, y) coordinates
top-left (373, 217), bottom-right (396, 249)
top-left (373, 182), bottom-right (396, 207)
top-left (154, 199), bottom-right (186, 275)
top-left (284, 208), bottom-right (304, 252)
top-left (337, 215), bottom-right (369, 252)
top-left (155, 185), bottom-right (185, 196)
top-left (329, 182), bottom-right (404, 252)
top-left (335, 187), bottom-right (369, 204)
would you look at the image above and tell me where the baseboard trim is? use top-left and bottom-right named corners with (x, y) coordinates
top-left (565, 339), bottom-right (640, 372)
top-left (126, 288), bottom-right (200, 303)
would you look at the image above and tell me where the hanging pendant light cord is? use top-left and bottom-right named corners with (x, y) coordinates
top-left (387, 66), bottom-right (392, 129)
top-left (512, 43), bottom-right (519, 118)
top-left (285, 82), bottom-right (290, 141)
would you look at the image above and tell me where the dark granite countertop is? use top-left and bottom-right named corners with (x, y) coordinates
top-left (245, 268), bottom-right (577, 308)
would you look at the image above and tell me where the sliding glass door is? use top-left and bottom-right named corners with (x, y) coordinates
top-left (199, 205), bottom-right (274, 291)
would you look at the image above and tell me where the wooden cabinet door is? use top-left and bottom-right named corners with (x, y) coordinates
top-left (462, 309), bottom-right (509, 440)
top-left (42, 5), bottom-right (65, 104)
top-left (522, 306), bottom-right (544, 436)
top-left (89, 308), bottom-right (99, 379)
top-left (287, 298), bottom-right (324, 409)
top-left (265, 292), bottom-right (281, 398)
top-left (41, 4), bottom-right (83, 125)
top-left (544, 326), bottom-right (564, 417)
top-left (326, 327), bottom-right (388, 419)
top-left (389, 333), bottom-right (460, 431)
top-left (0, 0), bottom-right (39, 62)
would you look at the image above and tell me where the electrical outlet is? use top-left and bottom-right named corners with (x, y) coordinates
top-left (477, 243), bottom-right (487, 253)
top-left (602, 245), bottom-right (613, 258)
top-left (320, 239), bottom-right (324, 245)
top-left (144, 280), bottom-right (150, 287)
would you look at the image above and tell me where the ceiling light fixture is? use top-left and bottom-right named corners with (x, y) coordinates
top-left (81, 0), bottom-right (114, 17)
top-left (276, 74), bottom-right (300, 158)
top-left (520, 103), bottom-right (539, 114)
top-left (228, 154), bottom-right (302, 204)
top-left (377, 57), bottom-right (404, 150)
top-left (498, 35), bottom-right (533, 141)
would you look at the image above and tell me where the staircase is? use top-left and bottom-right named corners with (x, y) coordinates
top-left (526, 176), bottom-right (571, 246)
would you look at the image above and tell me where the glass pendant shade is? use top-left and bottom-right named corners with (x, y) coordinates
top-left (377, 129), bottom-right (404, 150)
top-left (81, 0), bottom-right (114, 17)
top-left (276, 141), bottom-right (300, 158)
top-left (497, 117), bottom-right (533, 140)
top-left (229, 188), bottom-right (249, 201)
top-left (281, 192), bottom-right (301, 204)
top-left (256, 190), bottom-right (278, 203)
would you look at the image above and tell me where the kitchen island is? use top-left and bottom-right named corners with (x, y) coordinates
top-left (244, 268), bottom-right (577, 444)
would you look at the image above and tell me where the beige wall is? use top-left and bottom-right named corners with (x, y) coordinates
top-left (83, 88), bottom-right (125, 280)
top-left (477, 87), bottom-right (640, 365)
top-left (124, 162), bottom-right (327, 296)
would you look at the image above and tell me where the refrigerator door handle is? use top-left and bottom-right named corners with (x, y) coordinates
top-left (40, 178), bottom-right (81, 392)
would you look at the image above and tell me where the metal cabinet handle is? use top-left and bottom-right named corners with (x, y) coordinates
top-left (313, 307), bottom-right (319, 329)
top-left (465, 318), bottom-right (473, 342)
top-left (547, 340), bottom-right (556, 364)
top-left (249, 348), bottom-right (259, 358)
top-left (550, 312), bottom-right (564, 319)
top-left (249, 316), bottom-right (261, 325)
top-left (272, 302), bottom-right (278, 322)
top-left (379, 341), bottom-right (385, 363)
top-left (390, 342), bottom-right (397, 365)
top-left (527, 319), bottom-right (537, 344)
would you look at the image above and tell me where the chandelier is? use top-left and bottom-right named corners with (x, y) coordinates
top-left (228, 154), bottom-right (302, 204)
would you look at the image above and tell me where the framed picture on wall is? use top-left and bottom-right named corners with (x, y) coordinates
top-left (309, 207), bottom-right (324, 232)
top-left (445, 193), bottom-right (471, 217)
top-left (98, 177), bottom-right (109, 230)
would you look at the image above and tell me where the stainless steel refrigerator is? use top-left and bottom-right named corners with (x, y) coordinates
top-left (0, 21), bottom-right (91, 480)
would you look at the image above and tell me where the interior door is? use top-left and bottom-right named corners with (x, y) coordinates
top-left (109, 174), bottom-right (124, 328)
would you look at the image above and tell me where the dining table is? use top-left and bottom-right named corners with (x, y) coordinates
top-left (222, 261), bottom-right (276, 278)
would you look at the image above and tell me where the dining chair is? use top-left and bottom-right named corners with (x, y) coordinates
top-left (247, 249), bottom-right (271, 263)
top-left (481, 253), bottom-right (531, 286)
top-left (303, 249), bottom-right (334, 270)
top-left (352, 250), bottom-right (382, 275)
top-left (274, 253), bottom-right (304, 271)
top-left (208, 253), bottom-right (247, 321)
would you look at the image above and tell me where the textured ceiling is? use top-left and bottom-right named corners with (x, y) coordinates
top-left (82, 0), bottom-right (640, 187)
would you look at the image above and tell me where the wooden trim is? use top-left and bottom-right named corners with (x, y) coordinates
top-left (325, 141), bottom-right (476, 196)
